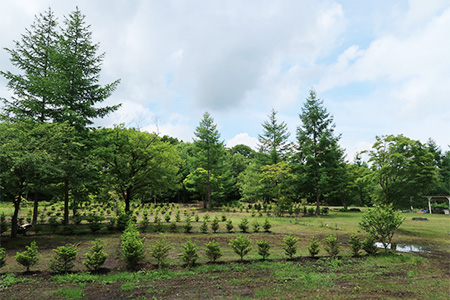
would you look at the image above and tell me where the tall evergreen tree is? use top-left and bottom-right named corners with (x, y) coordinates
top-left (296, 89), bottom-right (346, 215)
top-left (1, 9), bottom-right (59, 122)
top-left (193, 112), bottom-right (225, 210)
top-left (258, 108), bottom-right (291, 165)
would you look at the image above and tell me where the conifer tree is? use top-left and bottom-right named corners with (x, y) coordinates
top-left (258, 108), bottom-right (291, 164)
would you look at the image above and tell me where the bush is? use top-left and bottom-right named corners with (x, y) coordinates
top-left (225, 219), bottom-right (234, 233)
top-left (49, 215), bottom-right (59, 233)
top-left (283, 234), bottom-right (299, 259)
top-left (83, 239), bottom-right (108, 271)
top-left (15, 241), bottom-right (39, 272)
top-left (181, 239), bottom-right (198, 268)
top-left (221, 213), bottom-right (227, 222)
top-left (308, 236), bottom-right (320, 257)
top-left (321, 207), bottom-right (329, 216)
top-left (238, 217), bottom-right (249, 233)
top-left (107, 217), bottom-right (116, 231)
top-left (211, 216), bottom-right (220, 233)
top-left (359, 204), bottom-right (404, 252)
top-left (121, 223), bottom-right (145, 270)
top-left (154, 220), bottom-right (163, 232)
top-left (0, 212), bottom-right (8, 236)
top-left (262, 219), bottom-right (271, 233)
top-left (204, 240), bottom-right (222, 263)
top-left (169, 220), bottom-right (177, 232)
top-left (140, 214), bottom-right (149, 232)
top-left (87, 214), bottom-right (103, 233)
top-left (362, 235), bottom-right (378, 256)
top-left (0, 248), bottom-right (6, 269)
top-left (229, 235), bottom-right (252, 262)
top-left (349, 234), bottom-right (362, 257)
top-left (151, 235), bottom-right (172, 268)
top-left (49, 244), bottom-right (78, 274)
top-left (200, 220), bottom-right (208, 234)
top-left (323, 233), bottom-right (341, 259)
top-left (257, 239), bottom-right (270, 260)
top-left (184, 217), bottom-right (193, 233)
top-left (252, 221), bottom-right (260, 233)
top-left (116, 212), bottom-right (130, 231)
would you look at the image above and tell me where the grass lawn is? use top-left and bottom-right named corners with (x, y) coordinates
top-left (0, 204), bottom-right (449, 299)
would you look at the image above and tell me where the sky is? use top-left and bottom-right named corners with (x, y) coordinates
top-left (1, 0), bottom-right (449, 160)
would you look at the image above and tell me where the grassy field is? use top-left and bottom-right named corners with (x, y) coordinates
top-left (0, 203), bottom-right (449, 299)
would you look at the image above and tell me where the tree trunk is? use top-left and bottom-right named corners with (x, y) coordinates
top-left (315, 183), bottom-right (321, 216)
top-left (32, 191), bottom-right (39, 225)
top-left (11, 194), bottom-right (22, 238)
top-left (63, 178), bottom-right (69, 225)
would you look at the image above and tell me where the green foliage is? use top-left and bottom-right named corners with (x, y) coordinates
top-left (349, 234), bottom-right (362, 257)
top-left (308, 236), bottom-right (320, 257)
top-left (257, 239), bottom-right (271, 260)
top-left (49, 244), bottom-right (78, 274)
top-left (204, 240), bottom-right (222, 263)
top-left (238, 217), bottom-right (249, 233)
top-left (259, 162), bottom-right (297, 207)
top-left (169, 220), bottom-right (177, 232)
top-left (262, 218), bottom-right (272, 232)
top-left (0, 248), bottom-right (6, 269)
top-left (225, 219), bottom-right (234, 233)
top-left (252, 220), bottom-right (260, 233)
top-left (359, 204), bottom-right (404, 251)
top-left (83, 239), bottom-right (108, 271)
top-left (0, 212), bottom-right (8, 236)
top-left (211, 216), bottom-right (220, 233)
top-left (87, 214), bottom-right (103, 233)
top-left (283, 234), bottom-right (299, 259)
top-left (151, 235), bottom-right (172, 268)
top-left (116, 212), bottom-right (130, 231)
top-left (184, 217), bottom-right (193, 233)
top-left (368, 135), bottom-right (437, 207)
top-left (200, 220), bottom-right (209, 233)
top-left (323, 233), bottom-right (341, 259)
top-left (181, 239), bottom-right (198, 268)
top-left (15, 241), bottom-right (40, 272)
top-left (295, 89), bottom-right (346, 215)
top-left (362, 235), bottom-right (378, 256)
top-left (229, 235), bottom-right (252, 261)
top-left (120, 223), bottom-right (145, 270)
top-left (258, 108), bottom-right (291, 165)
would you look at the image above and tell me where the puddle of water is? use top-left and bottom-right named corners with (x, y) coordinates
top-left (374, 242), bottom-right (430, 253)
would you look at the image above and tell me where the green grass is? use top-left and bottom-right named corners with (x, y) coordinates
top-left (56, 287), bottom-right (84, 300)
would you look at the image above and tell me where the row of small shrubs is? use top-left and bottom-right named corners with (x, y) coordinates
top-left (0, 230), bottom-right (378, 273)
top-left (0, 240), bottom-right (106, 274)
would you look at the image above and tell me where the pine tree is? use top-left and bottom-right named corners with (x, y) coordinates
top-left (258, 108), bottom-right (291, 164)
top-left (296, 90), bottom-right (346, 215)
top-left (193, 112), bottom-right (226, 210)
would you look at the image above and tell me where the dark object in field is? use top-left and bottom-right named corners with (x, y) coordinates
top-left (18, 223), bottom-right (33, 235)
top-left (412, 217), bottom-right (428, 221)
top-left (349, 208), bottom-right (361, 212)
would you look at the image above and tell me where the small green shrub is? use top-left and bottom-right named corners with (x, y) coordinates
top-left (323, 233), bottom-right (341, 259)
top-left (194, 213), bottom-right (200, 222)
top-left (204, 240), bottom-right (222, 263)
top-left (262, 219), bottom-right (271, 233)
top-left (169, 220), bottom-right (177, 232)
top-left (252, 220), bottom-right (260, 233)
top-left (83, 239), bottom-right (108, 271)
top-left (229, 235), bottom-right (252, 262)
top-left (200, 220), bottom-right (208, 234)
top-left (15, 241), bottom-right (39, 272)
top-left (0, 248), bottom-right (6, 269)
top-left (225, 219), bottom-right (234, 233)
top-left (362, 235), bottom-right (378, 256)
top-left (181, 239), bottom-right (198, 268)
top-left (238, 217), bottom-right (249, 233)
top-left (121, 223), bottom-right (145, 270)
top-left (257, 239), bottom-right (270, 260)
top-left (283, 234), bottom-right (299, 259)
top-left (211, 216), bottom-right (220, 233)
top-left (221, 213), bottom-right (227, 222)
top-left (308, 236), bottom-right (320, 257)
top-left (349, 234), bottom-right (362, 257)
top-left (49, 216), bottom-right (59, 233)
top-left (203, 213), bottom-right (210, 222)
top-left (49, 244), bottom-right (78, 274)
top-left (151, 235), bottom-right (172, 268)
top-left (0, 212), bottom-right (8, 236)
top-left (140, 214), bottom-right (149, 232)
top-left (184, 217), bottom-right (193, 233)
top-left (116, 212), bottom-right (130, 231)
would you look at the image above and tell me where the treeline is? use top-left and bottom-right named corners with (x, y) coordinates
top-left (1, 8), bottom-right (449, 238)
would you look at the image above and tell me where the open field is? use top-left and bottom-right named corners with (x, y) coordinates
top-left (0, 204), bottom-right (449, 299)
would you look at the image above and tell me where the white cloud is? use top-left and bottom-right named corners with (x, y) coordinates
top-left (226, 133), bottom-right (259, 150)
